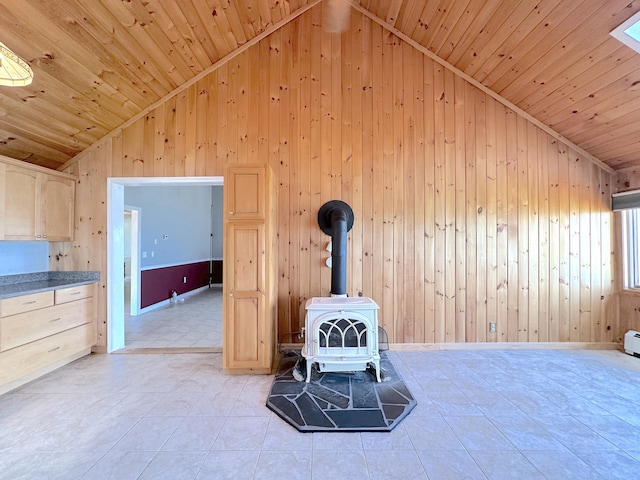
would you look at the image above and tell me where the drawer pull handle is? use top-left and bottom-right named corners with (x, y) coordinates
top-left (70, 292), bottom-right (81, 295)
top-left (49, 317), bottom-right (61, 323)
top-left (48, 346), bottom-right (60, 353)
top-left (23, 300), bottom-right (37, 305)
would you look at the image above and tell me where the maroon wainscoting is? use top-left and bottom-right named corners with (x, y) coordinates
top-left (140, 261), bottom-right (212, 309)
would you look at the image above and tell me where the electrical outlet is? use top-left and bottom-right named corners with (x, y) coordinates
top-left (489, 322), bottom-right (496, 333)
top-left (183, 276), bottom-right (187, 284)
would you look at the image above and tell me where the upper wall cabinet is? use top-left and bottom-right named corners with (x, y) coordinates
top-left (226, 166), bottom-right (266, 221)
top-left (0, 156), bottom-right (76, 242)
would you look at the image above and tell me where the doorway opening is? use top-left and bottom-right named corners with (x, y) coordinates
top-left (107, 176), bottom-right (224, 353)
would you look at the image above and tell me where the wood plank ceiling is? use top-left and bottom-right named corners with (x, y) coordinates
top-left (0, 0), bottom-right (639, 172)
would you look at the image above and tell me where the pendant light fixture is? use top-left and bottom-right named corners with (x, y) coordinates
top-left (0, 41), bottom-right (33, 87)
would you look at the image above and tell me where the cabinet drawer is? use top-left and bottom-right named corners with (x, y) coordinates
top-left (55, 284), bottom-right (94, 304)
top-left (0, 323), bottom-right (94, 385)
top-left (0, 291), bottom-right (54, 317)
top-left (0, 297), bottom-right (93, 351)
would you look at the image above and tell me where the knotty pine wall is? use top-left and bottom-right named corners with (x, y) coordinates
top-left (51, 5), bottom-right (618, 349)
top-left (616, 167), bottom-right (640, 193)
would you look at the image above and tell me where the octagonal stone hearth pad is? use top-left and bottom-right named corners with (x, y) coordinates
top-left (266, 351), bottom-right (416, 432)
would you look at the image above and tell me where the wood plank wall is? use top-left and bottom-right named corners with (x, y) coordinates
top-left (51, 5), bottom-right (618, 349)
top-left (616, 167), bottom-right (640, 192)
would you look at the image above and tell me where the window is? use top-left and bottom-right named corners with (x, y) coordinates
top-left (611, 10), bottom-right (640, 54)
top-left (621, 208), bottom-right (640, 289)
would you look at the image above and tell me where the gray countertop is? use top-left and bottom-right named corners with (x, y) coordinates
top-left (0, 271), bottom-right (100, 300)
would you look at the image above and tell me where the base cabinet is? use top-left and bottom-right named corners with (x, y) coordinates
top-left (223, 165), bottom-right (277, 374)
top-left (0, 323), bottom-right (94, 387)
top-left (0, 283), bottom-right (96, 394)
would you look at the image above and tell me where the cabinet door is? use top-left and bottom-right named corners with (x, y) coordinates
top-left (41, 175), bottom-right (75, 241)
top-left (225, 292), bottom-right (266, 368)
top-left (224, 223), bottom-right (267, 369)
top-left (226, 166), bottom-right (265, 220)
top-left (0, 162), bottom-right (4, 237)
top-left (226, 223), bottom-right (265, 292)
top-left (0, 163), bottom-right (75, 242)
top-left (2, 165), bottom-right (40, 240)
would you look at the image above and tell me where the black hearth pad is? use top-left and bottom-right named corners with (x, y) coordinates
top-left (266, 351), bottom-right (416, 432)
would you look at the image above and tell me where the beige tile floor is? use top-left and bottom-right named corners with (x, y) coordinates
top-left (1, 347), bottom-right (639, 479)
top-left (123, 286), bottom-right (222, 350)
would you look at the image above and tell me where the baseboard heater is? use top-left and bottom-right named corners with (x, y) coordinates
top-left (624, 330), bottom-right (640, 357)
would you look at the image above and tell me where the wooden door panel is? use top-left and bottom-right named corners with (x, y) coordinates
top-left (232, 296), bottom-right (260, 362)
top-left (225, 293), bottom-right (265, 367)
top-left (227, 224), bottom-right (264, 292)
top-left (227, 167), bottom-right (265, 220)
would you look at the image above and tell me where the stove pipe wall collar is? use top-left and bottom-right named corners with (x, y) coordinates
top-left (318, 200), bottom-right (354, 297)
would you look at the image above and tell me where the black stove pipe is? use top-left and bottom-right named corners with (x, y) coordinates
top-left (318, 200), bottom-right (354, 297)
top-left (330, 208), bottom-right (348, 296)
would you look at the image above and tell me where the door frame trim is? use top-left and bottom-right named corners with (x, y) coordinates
top-left (106, 176), bottom-right (224, 353)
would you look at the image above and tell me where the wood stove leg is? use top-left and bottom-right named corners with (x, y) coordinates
top-left (374, 360), bottom-right (381, 382)
top-left (306, 359), bottom-right (312, 383)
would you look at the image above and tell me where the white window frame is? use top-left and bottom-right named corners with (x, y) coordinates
top-left (621, 208), bottom-right (640, 290)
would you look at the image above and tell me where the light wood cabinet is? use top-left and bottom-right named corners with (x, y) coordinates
top-left (0, 283), bottom-right (96, 394)
top-left (55, 284), bottom-right (94, 304)
top-left (41, 174), bottom-right (76, 241)
top-left (0, 155), bottom-right (76, 241)
top-left (0, 291), bottom-right (54, 317)
top-left (223, 164), bottom-right (277, 373)
top-left (0, 297), bottom-right (93, 351)
top-left (226, 166), bottom-right (266, 220)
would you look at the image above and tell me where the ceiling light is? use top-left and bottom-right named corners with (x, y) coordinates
top-left (0, 41), bottom-right (33, 87)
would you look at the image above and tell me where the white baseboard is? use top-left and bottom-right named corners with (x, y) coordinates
top-left (278, 341), bottom-right (622, 352)
top-left (387, 342), bottom-right (622, 351)
top-left (137, 285), bottom-right (211, 315)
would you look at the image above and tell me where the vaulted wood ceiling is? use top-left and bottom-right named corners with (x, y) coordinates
top-left (1, 0), bottom-right (639, 172)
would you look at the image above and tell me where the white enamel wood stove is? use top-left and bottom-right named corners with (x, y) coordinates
top-left (302, 297), bottom-right (381, 383)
